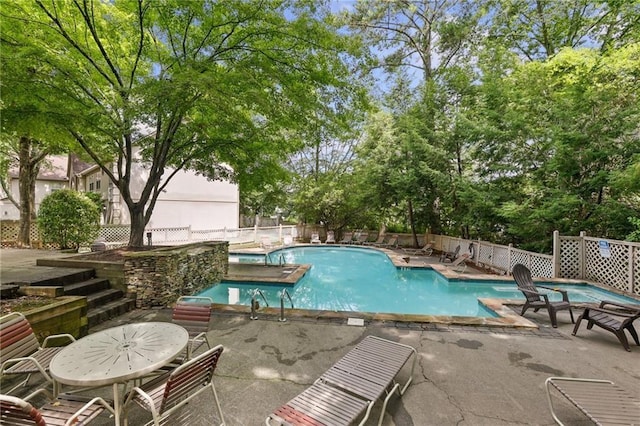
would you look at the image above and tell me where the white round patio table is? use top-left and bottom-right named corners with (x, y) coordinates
top-left (50, 322), bottom-right (189, 426)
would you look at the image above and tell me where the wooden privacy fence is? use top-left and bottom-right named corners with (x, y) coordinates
top-left (427, 231), bottom-right (639, 297)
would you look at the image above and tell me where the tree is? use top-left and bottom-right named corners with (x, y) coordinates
top-left (37, 189), bottom-right (100, 250)
top-left (1, 0), bottom-right (364, 246)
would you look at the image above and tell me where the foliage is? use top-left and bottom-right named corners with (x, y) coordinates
top-left (627, 217), bottom-right (640, 242)
top-left (37, 190), bottom-right (100, 250)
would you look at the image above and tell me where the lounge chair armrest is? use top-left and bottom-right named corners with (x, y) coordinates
top-left (519, 288), bottom-right (543, 297)
top-left (0, 356), bottom-right (51, 379)
top-left (42, 333), bottom-right (76, 347)
top-left (599, 300), bottom-right (640, 313)
top-left (538, 285), bottom-right (570, 302)
top-left (587, 306), bottom-right (640, 318)
top-left (124, 385), bottom-right (159, 418)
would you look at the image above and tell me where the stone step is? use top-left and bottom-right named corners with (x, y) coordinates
top-left (87, 298), bottom-right (136, 329)
top-left (24, 268), bottom-right (95, 287)
top-left (86, 288), bottom-right (124, 309)
top-left (63, 278), bottom-right (111, 296)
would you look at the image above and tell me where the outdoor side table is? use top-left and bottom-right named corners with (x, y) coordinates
top-left (49, 322), bottom-right (189, 426)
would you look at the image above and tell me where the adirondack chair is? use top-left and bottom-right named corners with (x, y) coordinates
top-left (0, 391), bottom-right (114, 426)
top-left (0, 312), bottom-right (76, 394)
top-left (512, 264), bottom-right (575, 328)
top-left (123, 345), bottom-right (225, 426)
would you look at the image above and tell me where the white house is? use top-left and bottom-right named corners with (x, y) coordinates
top-left (69, 155), bottom-right (239, 230)
top-left (0, 155), bottom-right (69, 220)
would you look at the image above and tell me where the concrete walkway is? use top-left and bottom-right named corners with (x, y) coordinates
top-left (2, 248), bottom-right (640, 425)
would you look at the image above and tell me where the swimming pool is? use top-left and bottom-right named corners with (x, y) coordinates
top-left (205, 246), bottom-right (638, 318)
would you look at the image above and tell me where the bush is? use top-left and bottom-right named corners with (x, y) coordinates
top-left (38, 190), bottom-right (101, 250)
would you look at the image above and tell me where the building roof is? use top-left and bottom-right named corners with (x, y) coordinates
top-left (8, 155), bottom-right (69, 181)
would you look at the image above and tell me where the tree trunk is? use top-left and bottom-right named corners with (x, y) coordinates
top-left (128, 207), bottom-right (148, 247)
top-left (17, 137), bottom-right (41, 248)
top-left (408, 199), bottom-right (419, 247)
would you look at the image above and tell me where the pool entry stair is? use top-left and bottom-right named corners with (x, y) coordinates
top-left (8, 266), bottom-right (135, 329)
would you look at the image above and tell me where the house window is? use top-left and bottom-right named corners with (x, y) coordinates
top-left (89, 182), bottom-right (94, 191)
top-left (96, 180), bottom-right (101, 190)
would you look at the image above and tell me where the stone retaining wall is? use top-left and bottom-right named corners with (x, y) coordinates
top-left (124, 242), bottom-right (228, 308)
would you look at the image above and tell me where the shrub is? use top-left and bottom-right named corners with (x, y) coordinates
top-left (38, 189), bottom-right (101, 250)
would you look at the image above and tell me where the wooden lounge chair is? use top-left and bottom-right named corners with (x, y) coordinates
top-left (123, 345), bottom-right (225, 426)
top-left (172, 296), bottom-right (213, 361)
top-left (545, 377), bottom-right (640, 426)
top-left (310, 232), bottom-right (321, 244)
top-left (0, 312), bottom-right (76, 394)
top-left (338, 232), bottom-right (353, 244)
top-left (512, 264), bottom-right (575, 328)
top-left (0, 391), bottom-right (115, 426)
top-left (572, 300), bottom-right (640, 351)
top-left (266, 335), bottom-right (417, 426)
top-left (439, 245), bottom-right (460, 262)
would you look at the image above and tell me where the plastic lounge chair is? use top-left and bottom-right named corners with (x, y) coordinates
top-left (310, 232), bottom-right (321, 244)
top-left (402, 243), bottom-right (434, 256)
top-left (512, 264), bottom-right (575, 328)
top-left (0, 391), bottom-right (115, 426)
top-left (572, 300), bottom-right (640, 351)
top-left (261, 236), bottom-right (274, 249)
top-left (172, 296), bottom-right (213, 361)
top-left (266, 335), bottom-right (417, 426)
top-left (338, 232), bottom-right (353, 244)
top-left (377, 234), bottom-right (398, 249)
top-left (325, 231), bottom-right (336, 244)
top-left (545, 377), bottom-right (640, 426)
top-left (123, 345), bottom-right (225, 426)
top-left (352, 232), bottom-right (369, 245)
top-left (449, 252), bottom-right (470, 273)
top-left (363, 234), bottom-right (385, 246)
top-left (439, 245), bottom-right (460, 262)
top-left (0, 312), bottom-right (76, 394)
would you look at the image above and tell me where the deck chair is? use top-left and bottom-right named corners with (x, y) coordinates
top-left (310, 232), bottom-right (321, 244)
top-left (0, 312), bottom-right (76, 394)
top-left (325, 231), bottom-right (336, 244)
top-left (402, 243), bottom-right (434, 256)
top-left (338, 232), bottom-right (353, 244)
top-left (352, 232), bottom-right (369, 245)
top-left (545, 377), bottom-right (640, 426)
top-left (363, 234), bottom-right (385, 246)
top-left (123, 345), bottom-right (225, 426)
top-left (439, 245), bottom-right (460, 262)
top-left (266, 335), bottom-right (417, 426)
top-left (512, 264), bottom-right (575, 328)
top-left (449, 252), bottom-right (470, 273)
top-left (0, 391), bottom-right (114, 426)
top-left (172, 296), bottom-right (213, 361)
top-left (572, 300), bottom-right (640, 351)
top-left (377, 234), bottom-right (398, 249)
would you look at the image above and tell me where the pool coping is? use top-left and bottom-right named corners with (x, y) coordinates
top-left (223, 245), bottom-right (640, 328)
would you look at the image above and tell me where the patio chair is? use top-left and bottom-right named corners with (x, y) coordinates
top-left (172, 296), bottom-right (213, 361)
top-left (362, 234), bottom-right (385, 246)
top-left (402, 243), bottom-right (434, 256)
top-left (352, 232), bottom-right (369, 245)
top-left (338, 232), bottom-right (353, 244)
top-left (571, 300), bottom-right (640, 351)
top-left (261, 236), bottom-right (273, 249)
top-left (439, 245), bottom-right (460, 262)
top-left (0, 312), bottom-right (76, 394)
top-left (325, 231), bottom-right (336, 244)
top-left (123, 345), bottom-right (225, 426)
top-left (0, 391), bottom-right (114, 426)
top-left (377, 234), bottom-right (398, 249)
top-left (310, 232), bottom-right (321, 244)
top-left (449, 252), bottom-right (470, 273)
top-left (512, 264), bottom-right (575, 328)
top-left (266, 335), bottom-right (417, 426)
top-left (545, 377), bottom-right (640, 426)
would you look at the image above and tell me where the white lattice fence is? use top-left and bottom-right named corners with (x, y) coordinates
top-left (99, 225), bottom-right (130, 242)
top-left (559, 237), bottom-right (581, 279)
top-left (583, 238), bottom-right (634, 294)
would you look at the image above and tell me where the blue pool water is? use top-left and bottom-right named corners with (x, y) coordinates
top-left (205, 247), bottom-right (639, 318)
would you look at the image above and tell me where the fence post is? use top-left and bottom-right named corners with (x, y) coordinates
top-left (188, 225), bottom-right (192, 243)
top-left (253, 225), bottom-right (257, 243)
top-left (579, 231), bottom-right (586, 280)
top-left (629, 244), bottom-right (635, 294)
top-left (552, 230), bottom-right (560, 278)
top-left (507, 243), bottom-right (513, 273)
